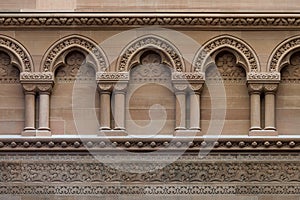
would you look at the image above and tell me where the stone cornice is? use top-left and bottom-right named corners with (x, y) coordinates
top-left (1, 13), bottom-right (300, 29)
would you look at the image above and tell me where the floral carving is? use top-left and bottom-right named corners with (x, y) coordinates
top-left (96, 72), bottom-right (129, 81)
top-left (20, 72), bottom-right (54, 81)
top-left (0, 35), bottom-right (33, 72)
top-left (193, 35), bottom-right (260, 72)
top-left (281, 52), bottom-right (300, 81)
top-left (42, 35), bottom-right (108, 72)
top-left (117, 35), bottom-right (184, 72)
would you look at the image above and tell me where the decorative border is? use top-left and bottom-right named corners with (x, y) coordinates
top-left (193, 35), bottom-right (260, 72)
top-left (1, 13), bottom-right (300, 29)
top-left (41, 34), bottom-right (108, 72)
top-left (0, 136), bottom-right (300, 151)
top-left (0, 184), bottom-right (300, 195)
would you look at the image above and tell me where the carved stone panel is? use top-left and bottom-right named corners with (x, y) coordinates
top-left (281, 51), bottom-right (300, 82)
top-left (55, 51), bottom-right (96, 82)
top-left (0, 51), bottom-right (20, 83)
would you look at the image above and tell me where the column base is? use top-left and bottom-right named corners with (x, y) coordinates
top-left (36, 129), bottom-right (51, 136)
top-left (249, 130), bottom-right (278, 136)
top-left (22, 129), bottom-right (36, 136)
top-left (174, 129), bottom-right (202, 136)
top-left (98, 130), bottom-right (127, 136)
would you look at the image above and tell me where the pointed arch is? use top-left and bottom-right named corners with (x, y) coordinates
top-left (0, 34), bottom-right (33, 72)
top-left (41, 34), bottom-right (109, 72)
top-left (268, 34), bottom-right (300, 72)
top-left (116, 34), bottom-right (185, 72)
top-left (193, 35), bottom-right (260, 73)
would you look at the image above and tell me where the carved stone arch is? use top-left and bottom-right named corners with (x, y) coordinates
top-left (0, 34), bottom-right (33, 72)
top-left (52, 47), bottom-right (97, 73)
top-left (41, 34), bottom-right (109, 72)
top-left (116, 35), bottom-right (185, 72)
top-left (193, 35), bottom-right (260, 73)
top-left (268, 35), bottom-right (300, 72)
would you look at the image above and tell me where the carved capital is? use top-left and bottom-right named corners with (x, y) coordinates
top-left (22, 83), bottom-right (36, 93)
top-left (96, 72), bottom-right (129, 82)
top-left (263, 83), bottom-right (279, 93)
top-left (37, 83), bottom-right (53, 94)
top-left (97, 83), bottom-right (114, 93)
top-left (188, 83), bottom-right (204, 93)
top-left (172, 83), bottom-right (188, 92)
top-left (113, 82), bottom-right (128, 93)
top-left (248, 83), bottom-right (263, 94)
top-left (247, 72), bottom-right (280, 83)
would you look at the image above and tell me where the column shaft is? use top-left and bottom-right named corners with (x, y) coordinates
top-left (189, 92), bottom-right (200, 130)
top-left (175, 92), bottom-right (186, 130)
top-left (264, 92), bottom-right (276, 130)
top-left (114, 92), bottom-right (125, 130)
top-left (38, 93), bottom-right (50, 131)
top-left (100, 92), bottom-right (111, 130)
top-left (250, 92), bottom-right (261, 130)
top-left (24, 92), bottom-right (36, 131)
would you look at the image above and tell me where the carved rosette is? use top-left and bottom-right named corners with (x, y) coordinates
top-left (193, 35), bottom-right (259, 72)
top-left (117, 36), bottom-right (185, 72)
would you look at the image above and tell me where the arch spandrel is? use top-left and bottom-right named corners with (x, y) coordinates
top-left (115, 35), bottom-right (185, 72)
top-left (0, 34), bottom-right (33, 72)
top-left (41, 34), bottom-right (109, 73)
top-left (193, 35), bottom-right (260, 73)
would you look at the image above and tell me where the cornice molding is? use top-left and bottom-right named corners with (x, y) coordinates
top-left (1, 13), bottom-right (300, 29)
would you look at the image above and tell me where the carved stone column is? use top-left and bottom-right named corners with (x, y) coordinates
top-left (248, 83), bottom-right (263, 132)
top-left (97, 83), bottom-right (113, 130)
top-left (37, 84), bottom-right (53, 136)
top-left (113, 82), bottom-right (128, 131)
top-left (21, 84), bottom-right (36, 136)
top-left (188, 83), bottom-right (204, 131)
top-left (264, 84), bottom-right (278, 131)
top-left (173, 83), bottom-right (188, 130)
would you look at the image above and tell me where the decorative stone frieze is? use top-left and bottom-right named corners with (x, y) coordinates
top-left (247, 72), bottom-right (281, 83)
top-left (2, 13), bottom-right (300, 30)
top-left (193, 35), bottom-right (260, 72)
top-left (96, 72), bottom-right (129, 82)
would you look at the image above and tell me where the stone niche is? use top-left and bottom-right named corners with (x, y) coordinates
top-left (126, 51), bottom-right (175, 136)
top-left (0, 50), bottom-right (23, 135)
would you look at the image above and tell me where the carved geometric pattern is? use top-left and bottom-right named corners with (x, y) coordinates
top-left (117, 35), bottom-right (184, 72)
top-left (0, 51), bottom-right (20, 83)
top-left (0, 34), bottom-right (33, 72)
top-left (130, 52), bottom-right (171, 84)
top-left (0, 153), bottom-right (300, 195)
top-left (42, 35), bottom-right (108, 72)
top-left (3, 14), bottom-right (300, 29)
top-left (268, 35), bottom-right (300, 72)
top-left (281, 51), bottom-right (300, 82)
top-left (55, 51), bottom-right (95, 82)
top-left (206, 51), bottom-right (246, 80)
top-left (193, 35), bottom-right (260, 72)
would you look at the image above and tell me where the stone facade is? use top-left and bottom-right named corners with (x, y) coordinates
top-left (1, 1), bottom-right (300, 198)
